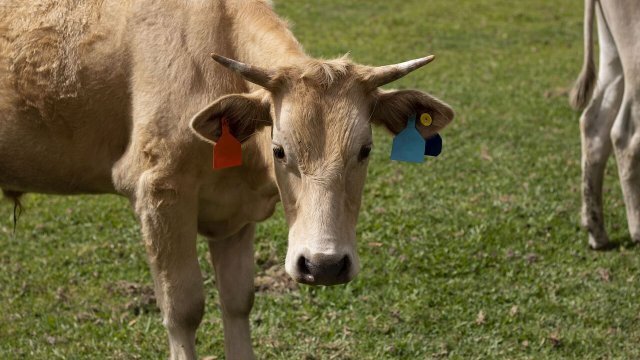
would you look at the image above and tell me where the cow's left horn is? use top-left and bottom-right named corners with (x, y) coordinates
top-left (211, 53), bottom-right (278, 90)
top-left (362, 55), bottom-right (435, 89)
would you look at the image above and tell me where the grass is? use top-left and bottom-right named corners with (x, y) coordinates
top-left (1, 0), bottom-right (639, 359)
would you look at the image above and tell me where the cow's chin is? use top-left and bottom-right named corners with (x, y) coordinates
top-left (284, 241), bottom-right (360, 286)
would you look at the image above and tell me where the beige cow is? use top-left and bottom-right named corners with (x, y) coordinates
top-left (571, 0), bottom-right (640, 249)
top-left (0, 0), bottom-right (454, 358)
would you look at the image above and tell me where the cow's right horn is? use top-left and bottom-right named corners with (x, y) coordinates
top-left (211, 53), bottom-right (278, 91)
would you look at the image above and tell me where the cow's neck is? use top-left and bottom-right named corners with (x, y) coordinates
top-left (229, 0), bottom-right (308, 72)
top-left (224, 1), bottom-right (309, 196)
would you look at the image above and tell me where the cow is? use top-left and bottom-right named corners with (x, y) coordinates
top-left (0, 0), bottom-right (454, 359)
top-left (570, 0), bottom-right (640, 250)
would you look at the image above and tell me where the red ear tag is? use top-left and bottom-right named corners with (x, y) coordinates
top-left (213, 118), bottom-right (242, 169)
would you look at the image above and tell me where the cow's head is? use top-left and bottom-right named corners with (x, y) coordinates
top-left (190, 54), bottom-right (453, 285)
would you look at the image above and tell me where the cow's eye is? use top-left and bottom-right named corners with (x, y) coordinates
top-left (358, 144), bottom-right (372, 162)
top-left (273, 145), bottom-right (286, 160)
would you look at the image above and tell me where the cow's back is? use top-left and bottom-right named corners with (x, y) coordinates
top-left (0, 0), bottom-right (132, 194)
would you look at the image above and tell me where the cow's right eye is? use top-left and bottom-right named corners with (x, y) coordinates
top-left (273, 145), bottom-right (286, 160)
top-left (358, 144), bottom-right (372, 162)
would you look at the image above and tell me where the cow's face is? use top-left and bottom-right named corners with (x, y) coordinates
top-left (190, 55), bottom-right (453, 285)
top-left (269, 72), bottom-right (372, 286)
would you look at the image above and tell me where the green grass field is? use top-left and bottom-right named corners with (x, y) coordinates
top-left (2, 0), bottom-right (639, 359)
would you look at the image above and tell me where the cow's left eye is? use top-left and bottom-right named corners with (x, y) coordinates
top-left (273, 145), bottom-right (286, 160)
top-left (358, 145), bottom-right (372, 162)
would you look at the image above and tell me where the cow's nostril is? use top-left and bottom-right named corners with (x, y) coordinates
top-left (297, 256), bottom-right (314, 282)
top-left (337, 255), bottom-right (350, 276)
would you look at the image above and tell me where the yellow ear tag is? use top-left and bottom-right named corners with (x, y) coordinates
top-left (420, 113), bottom-right (433, 127)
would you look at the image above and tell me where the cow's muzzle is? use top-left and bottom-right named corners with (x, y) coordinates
top-left (295, 254), bottom-right (352, 286)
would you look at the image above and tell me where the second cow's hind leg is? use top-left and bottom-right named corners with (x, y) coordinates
top-left (611, 95), bottom-right (640, 244)
top-left (580, 7), bottom-right (624, 249)
top-left (208, 224), bottom-right (256, 360)
top-left (580, 74), bottom-right (623, 249)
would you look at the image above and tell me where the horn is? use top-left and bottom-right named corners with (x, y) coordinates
top-left (210, 53), bottom-right (278, 90)
top-left (363, 55), bottom-right (435, 88)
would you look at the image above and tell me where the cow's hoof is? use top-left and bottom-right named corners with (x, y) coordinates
top-left (588, 233), bottom-right (611, 250)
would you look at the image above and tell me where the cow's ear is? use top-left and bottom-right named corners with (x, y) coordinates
top-left (190, 91), bottom-right (272, 144)
top-left (370, 89), bottom-right (454, 139)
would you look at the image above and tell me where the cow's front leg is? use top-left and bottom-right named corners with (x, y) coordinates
top-left (135, 174), bottom-right (204, 360)
top-left (208, 223), bottom-right (256, 360)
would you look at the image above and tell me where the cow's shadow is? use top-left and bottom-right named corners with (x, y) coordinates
top-left (592, 235), bottom-right (638, 252)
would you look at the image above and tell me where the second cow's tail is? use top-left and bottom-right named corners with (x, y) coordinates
top-left (569, 0), bottom-right (596, 110)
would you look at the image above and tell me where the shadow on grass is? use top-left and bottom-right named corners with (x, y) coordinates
top-left (590, 235), bottom-right (638, 252)
top-left (611, 235), bottom-right (638, 249)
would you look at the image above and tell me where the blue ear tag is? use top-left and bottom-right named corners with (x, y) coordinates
top-left (424, 133), bottom-right (442, 157)
top-left (390, 114), bottom-right (425, 163)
